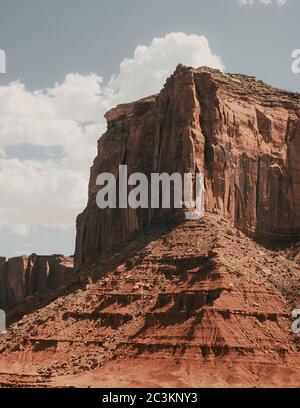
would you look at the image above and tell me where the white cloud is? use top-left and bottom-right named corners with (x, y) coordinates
top-left (45, 73), bottom-right (110, 122)
top-left (107, 32), bottom-right (224, 103)
top-left (0, 32), bottom-right (224, 234)
top-left (10, 224), bottom-right (31, 236)
top-left (0, 158), bottom-right (87, 229)
top-left (238, 0), bottom-right (287, 6)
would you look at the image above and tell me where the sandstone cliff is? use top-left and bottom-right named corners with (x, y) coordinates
top-left (0, 255), bottom-right (73, 310)
top-left (75, 65), bottom-right (300, 267)
top-left (0, 66), bottom-right (299, 387)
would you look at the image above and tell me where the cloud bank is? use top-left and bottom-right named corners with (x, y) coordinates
top-left (0, 32), bottom-right (224, 241)
top-left (238, 0), bottom-right (287, 6)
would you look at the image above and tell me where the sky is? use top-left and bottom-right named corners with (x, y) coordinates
top-left (0, 0), bottom-right (299, 257)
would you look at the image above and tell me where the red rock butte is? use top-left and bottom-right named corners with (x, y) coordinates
top-left (0, 65), bottom-right (299, 388)
top-left (76, 64), bottom-right (300, 267)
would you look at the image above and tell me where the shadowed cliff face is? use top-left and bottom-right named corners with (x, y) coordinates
top-left (0, 255), bottom-right (73, 310)
top-left (75, 65), bottom-right (300, 267)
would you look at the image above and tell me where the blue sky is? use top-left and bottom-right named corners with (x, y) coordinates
top-left (0, 0), bottom-right (299, 257)
top-left (1, 0), bottom-right (299, 91)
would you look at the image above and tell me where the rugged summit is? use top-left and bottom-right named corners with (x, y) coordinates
top-left (76, 65), bottom-right (300, 267)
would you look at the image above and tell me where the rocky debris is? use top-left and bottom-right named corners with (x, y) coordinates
top-left (75, 64), bottom-right (300, 267)
top-left (0, 255), bottom-right (73, 310)
top-left (281, 243), bottom-right (300, 266)
top-left (0, 213), bottom-right (299, 387)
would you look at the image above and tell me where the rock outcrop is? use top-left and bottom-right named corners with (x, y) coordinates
top-left (0, 66), bottom-right (299, 387)
top-left (75, 65), bottom-right (300, 267)
top-left (0, 255), bottom-right (73, 310)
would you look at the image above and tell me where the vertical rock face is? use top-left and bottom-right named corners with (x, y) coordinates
top-left (75, 65), bottom-right (300, 267)
top-left (0, 255), bottom-right (73, 310)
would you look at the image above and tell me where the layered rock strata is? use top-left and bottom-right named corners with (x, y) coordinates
top-left (0, 214), bottom-right (299, 387)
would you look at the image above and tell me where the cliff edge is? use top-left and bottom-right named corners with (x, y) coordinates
top-left (75, 64), bottom-right (300, 267)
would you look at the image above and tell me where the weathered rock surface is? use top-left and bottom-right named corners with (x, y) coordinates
top-left (75, 65), bottom-right (300, 267)
top-left (0, 255), bottom-right (73, 310)
top-left (0, 214), bottom-right (299, 387)
top-left (0, 66), bottom-right (299, 388)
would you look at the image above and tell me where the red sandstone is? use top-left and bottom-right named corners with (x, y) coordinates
top-left (0, 66), bottom-right (299, 388)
